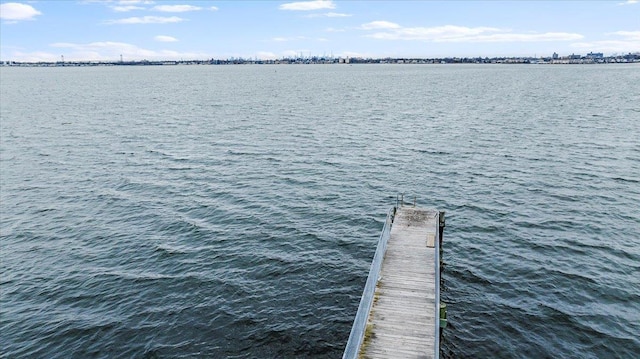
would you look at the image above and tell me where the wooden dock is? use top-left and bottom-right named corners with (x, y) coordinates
top-left (343, 206), bottom-right (443, 359)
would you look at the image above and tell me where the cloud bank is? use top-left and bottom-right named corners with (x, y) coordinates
top-left (571, 30), bottom-right (640, 53)
top-left (45, 41), bottom-right (207, 61)
top-left (361, 22), bottom-right (583, 43)
top-left (105, 16), bottom-right (184, 24)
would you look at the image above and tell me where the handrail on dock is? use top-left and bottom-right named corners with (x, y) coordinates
top-left (434, 211), bottom-right (442, 358)
top-left (342, 206), bottom-right (396, 359)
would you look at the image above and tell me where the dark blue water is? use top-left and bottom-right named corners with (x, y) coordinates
top-left (1, 64), bottom-right (639, 358)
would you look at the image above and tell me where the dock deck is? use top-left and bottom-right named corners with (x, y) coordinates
top-left (343, 206), bottom-right (442, 359)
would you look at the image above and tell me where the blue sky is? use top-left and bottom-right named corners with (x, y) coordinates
top-left (1, 0), bottom-right (639, 62)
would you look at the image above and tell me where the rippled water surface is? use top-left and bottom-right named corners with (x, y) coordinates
top-left (1, 64), bottom-right (639, 358)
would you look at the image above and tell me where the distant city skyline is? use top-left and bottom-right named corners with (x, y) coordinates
top-left (1, 0), bottom-right (639, 62)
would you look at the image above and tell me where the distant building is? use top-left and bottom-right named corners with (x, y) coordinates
top-left (552, 52), bottom-right (559, 59)
top-left (586, 52), bottom-right (604, 59)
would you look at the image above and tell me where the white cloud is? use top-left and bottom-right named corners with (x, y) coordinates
top-left (256, 51), bottom-right (277, 60)
top-left (210, 6), bottom-right (219, 11)
top-left (271, 36), bottom-right (328, 42)
top-left (608, 31), bottom-right (640, 40)
top-left (1, 50), bottom-right (57, 62)
top-left (361, 22), bottom-right (583, 43)
top-left (617, 0), bottom-right (638, 5)
top-left (152, 5), bottom-right (202, 12)
top-left (340, 51), bottom-right (372, 58)
top-left (46, 41), bottom-right (207, 61)
top-left (82, 0), bottom-right (152, 5)
top-left (360, 21), bottom-right (401, 30)
top-left (570, 40), bottom-right (640, 53)
top-left (571, 30), bottom-right (640, 53)
top-left (105, 16), bottom-right (184, 24)
top-left (155, 35), bottom-right (178, 42)
top-left (279, 0), bottom-right (335, 11)
top-left (435, 31), bottom-right (583, 43)
top-left (272, 36), bottom-right (308, 42)
top-left (111, 5), bottom-right (144, 12)
top-left (325, 12), bottom-right (350, 17)
top-left (306, 12), bottom-right (351, 18)
top-left (0, 2), bottom-right (41, 21)
top-left (85, 0), bottom-right (150, 12)
top-left (117, 1), bottom-right (154, 4)
top-left (282, 49), bottom-right (310, 57)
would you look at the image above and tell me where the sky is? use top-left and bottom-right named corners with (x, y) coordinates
top-left (0, 0), bottom-right (639, 62)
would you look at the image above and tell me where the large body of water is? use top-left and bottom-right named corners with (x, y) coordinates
top-left (1, 64), bottom-right (638, 358)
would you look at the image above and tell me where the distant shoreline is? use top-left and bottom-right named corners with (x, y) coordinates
top-left (2, 54), bottom-right (639, 67)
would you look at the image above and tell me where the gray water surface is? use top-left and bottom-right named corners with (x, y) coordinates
top-left (1, 64), bottom-right (639, 358)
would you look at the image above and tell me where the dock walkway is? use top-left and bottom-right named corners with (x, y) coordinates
top-left (343, 206), bottom-right (442, 359)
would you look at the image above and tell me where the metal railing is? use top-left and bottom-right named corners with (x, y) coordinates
top-left (434, 211), bottom-right (442, 358)
top-left (342, 206), bottom-right (395, 359)
top-left (395, 193), bottom-right (417, 208)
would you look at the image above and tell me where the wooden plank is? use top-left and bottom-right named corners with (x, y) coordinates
top-left (359, 207), bottom-right (438, 359)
